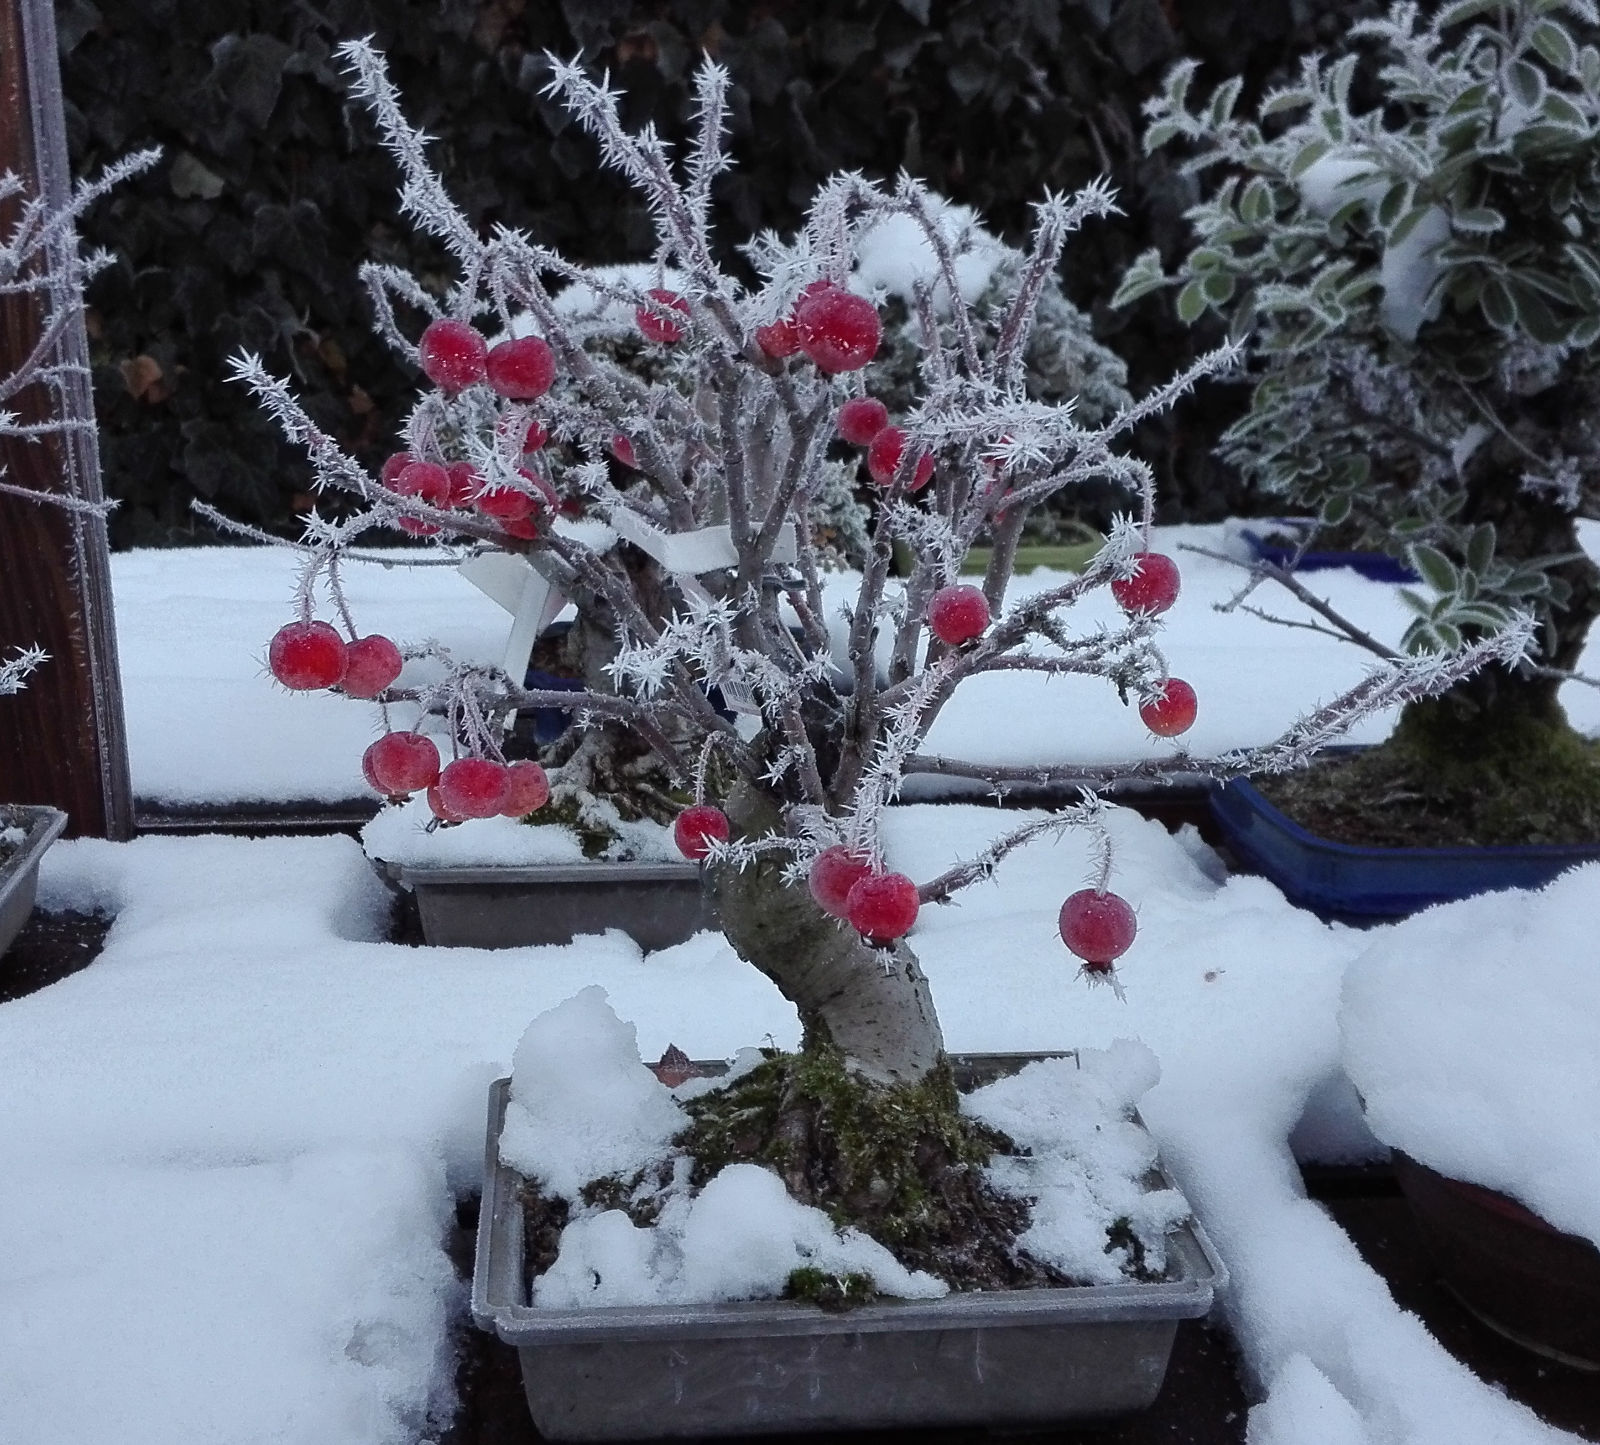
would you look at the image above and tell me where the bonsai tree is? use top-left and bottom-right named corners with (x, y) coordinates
top-left (233, 40), bottom-right (1518, 1260)
top-left (1119, 0), bottom-right (1600, 842)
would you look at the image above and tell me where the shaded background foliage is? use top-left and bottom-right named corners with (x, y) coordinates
top-left (59, 0), bottom-right (1374, 548)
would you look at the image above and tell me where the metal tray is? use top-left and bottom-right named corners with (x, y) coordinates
top-left (472, 1058), bottom-right (1226, 1439)
top-left (383, 860), bottom-right (712, 950)
top-left (0, 804), bottom-right (67, 959)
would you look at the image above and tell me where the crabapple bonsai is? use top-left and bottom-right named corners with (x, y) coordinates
top-left (231, 42), bottom-right (1517, 1144)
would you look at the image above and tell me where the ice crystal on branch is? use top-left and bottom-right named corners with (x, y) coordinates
top-left (231, 40), bottom-right (1510, 1000)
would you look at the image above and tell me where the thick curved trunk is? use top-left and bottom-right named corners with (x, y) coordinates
top-left (706, 787), bottom-right (944, 1087)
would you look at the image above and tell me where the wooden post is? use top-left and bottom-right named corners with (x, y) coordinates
top-left (0, 0), bottom-right (133, 838)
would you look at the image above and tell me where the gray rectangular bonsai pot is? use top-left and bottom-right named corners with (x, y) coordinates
top-left (383, 860), bottom-right (713, 950)
top-left (472, 1062), bottom-right (1226, 1440)
top-left (0, 805), bottom-right (67, 960)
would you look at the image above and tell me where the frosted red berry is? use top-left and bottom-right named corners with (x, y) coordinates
top-left (794, 288), bottom-right (881, 373)
top-left (268, 621), bottom-right (348, 690)
top-left (1110, 552), bottom-right (1181, 616)
top-left (427, 783), bottom-right (464, 823)
top-left (485, 336), bottom-right (556, 400)
top-left (500, 760), bottom-right (551, 817)
top-left (1058, 889), bottom-right (1137, 967)
top-left (476, 485), bottom-right (534, 522)
top-left (341, 635), bottom-right (404, 698)
top-left (756, 319), bottom-right (800, 358)
top-left (361, 745), bottom-right (389, 797)
top-left (522, 420), bottom-right (548, 452)
top-left (437, 757), bottom-right (511, 819)
top-left (845, 872), bottom-right (920, 943)
top-left (395, 461), bottom-right (450, 506)
top-left (366, 731), bottom-right (440, 795)
top-left (380, 451), bottom-right (415, 488)
top-left (636, 288), bottom-right (690, 344)
top-left (517, 469), bottom-right (559, 512)
top-left (1140, 678), bottom-right (1197, 738)
top-left (674, 804), bottom-right (730, 861)
top-left (837, 397), bottom-right (890, 446)
top-left (867, 427), bottom-right (934, 490)
top-left (445, 462), bottom-right (481, 508)
top-left (808, 845), bottom-right (872, 919)
top-left (502, 516), bottom-right (539, 541)
top-left (418, 319), bottom-right (488, 393)
top-left (928, 585), bottom-right (990, 646)
top-left (611, 434), bottom-right (637, 468)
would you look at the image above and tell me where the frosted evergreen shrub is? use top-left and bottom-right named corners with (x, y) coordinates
top-left (1119, 0), bottom-right (1600, 673)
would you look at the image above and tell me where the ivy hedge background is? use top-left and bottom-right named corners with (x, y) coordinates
top-left (59, 0), bottom-right (1374, 547)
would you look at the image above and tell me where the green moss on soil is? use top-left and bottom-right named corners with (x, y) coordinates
top-left (1258, 699), bottom-right (1600, 848)
top-left (515, 793), bottom-right (617, 858)
top-left (672, 1047), bottom-right (1079, 1299)
top-left (520, 1048), bottom-right (1174, 1309)
top-left (784, 1267), bottom-right (878, 1312)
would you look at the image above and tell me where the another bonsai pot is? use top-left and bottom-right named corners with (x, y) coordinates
top-left (1238, 520), bottom-right (1421, 584)
top-left (472, 1057), bottom-right (1226, 1441)
top-left (384, 860), bottom-right (712, 950)
top-left (1209, 778), bottom-right (1600, 923)
top-left (1392, 1152), bottom-right (1600, 1371)
top-left (0, 805), bottom-right (68, 960)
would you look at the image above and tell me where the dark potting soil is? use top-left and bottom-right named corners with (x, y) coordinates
top-left (1255, 742), bottom-right (1600, 850)
top-left (0, 909), bottom-right (113, 1004)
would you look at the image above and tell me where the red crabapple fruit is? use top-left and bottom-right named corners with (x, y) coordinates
top-left (1058, 889), bottom-right (1137, 969)
top-left (928, 585), bottom-right (990, 646)
top-left (418, 319), bottom-right (487, 393)
top-left (1110, 552), bottom-right (1180, 616)
top-left (1140, 678), bottom-right (1197, 737)
top-left (268, 621), bottom-right (347, 690)
top-left (636, 289), bottom-right (690, 344)
top-left (341, 635), bottom-right (404, 698)
top-left (427, 783), bottom-right (464, 822)
top-left (437, 758), bottom-right (511, 819)
top-left (866, 427), bottom-right (934, 489)
top-left (808, 845), bottom-right (873, 919)
top-left (445, 462), bottom-right (481, 508)
top-left (500, 761), bottom-right (551, 817)
top-left (837, 397), bottom-right (890, 446)
top-left (794, 287), bottom-right (881, 373)
top-left (380, 451), bottom-right (414, 488)
top-left (365, 731), bottom-right (440, 795)
top-left (485, 336), bottom-right (555, 399)
top-left (674, 804), bottom-right (730, 861)
top-left (756, 318), bottom-right (800, 358)
top-left (845, 872), bottom-right (920, 943)
top-left (611, 434), bottom-right (637, 468)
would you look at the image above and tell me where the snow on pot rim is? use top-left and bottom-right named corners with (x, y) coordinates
top-left (1339, 863), bottom-right (1600, 1251)
top-left (361, 792), bottom-right (677, 870)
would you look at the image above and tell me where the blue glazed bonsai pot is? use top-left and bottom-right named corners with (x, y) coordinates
top-left (1238, 525), bottom-right (1421, 585)
top-left (1209, 778), bottom-right (1600, 923)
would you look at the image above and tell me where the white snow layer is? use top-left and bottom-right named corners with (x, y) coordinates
top-left (108, 523), bottom-right (1600, 806)
top-left (1341, 864), bottom-right (1600, 1250)
top-left (4, 804), bottom-right (1593, 1439)
top-left (506, 991), bottom-right (1179, 1307)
